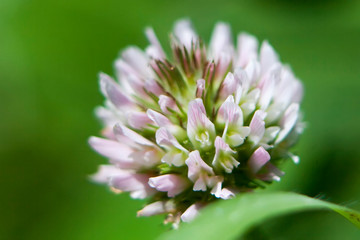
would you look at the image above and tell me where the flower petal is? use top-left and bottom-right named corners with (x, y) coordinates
top-left (114, 123), bottom-right (155, 146)
top-left (185, 150), bottom-right (214, 183)
top-left (145, 27), bottom-right (166, 59)
top-left (158, 95), bottom-right (178, 114)
top-left (148, 174), bottom-right (190, 197)
top-left (90, 165), bottom-right (124, 183)
top-left (128, 112), bottom-right (152, 129)
top-left (209, 22), bottom-right (233, 60)
top-left (155, 127), bottom-right (187, 152)
top-left (248, 146), bottom-right (271, 174)
top-left (236, 33), bottom-right (258, 67)
top-left (147, 109), bottom-right (172, 127)
top-left (110, 172), bottom-right (156, 199)
top-left (260, 40), bottom-right (279, 75)
top-left (180, 202), bottom-right (204, 222)
top-left (187, 99), bottom-right (215, 149)
top-left (89, 136), bottom-right (132, 161)
top-left (213, 136), bottom-right (239, 173)
top-left (275, 103), bottom-right (299, 144)
top-left (249, 110), bottom-right (267, 145)
top-left (173, 19), bottom-right (197, 49)
top-left (99, 73), bottom-right (133, 108)
top-left (137, 200), bottom-right (176, 217)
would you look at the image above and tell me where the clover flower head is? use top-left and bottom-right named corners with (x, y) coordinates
top-left (89, 19), bottom-right (304, 227)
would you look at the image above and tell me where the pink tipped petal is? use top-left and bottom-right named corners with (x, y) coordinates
top-left (156, 127), bottom-right (187, 152)
top-left (249, 110), bottom-right (267, 145)
top-left (258, 73), bottom-right (276, 110)
top-left (147, 109), bottom-right (172, 127)
top-left (185, 150), bottom-right (214, 182)
top-left (275, 103), bottom-right (299, 144)
top-left (248, 146), bottom-right (271, 174)
top-left (180, 202), bottom-right (204, 222)
top-left (121, 47), bottom-right (152, 78)
top-left (262, 126), bottom-right (280, 143)
top-left (158, 95), bottom-right (178, 114)
top-left (148, 174), bottom-right (190, 197)
top-left (196, 79), bottom-right (206, 98)
top-left (220, 72), bottom-right (237, 98)
top-left (215, 52), bottom-right (232, 80)
top-left (90, 165), bottom-right (124, 183)
top-left (234, 68), bottom-right (251, 95)
top-left (145, 27), bottom-right (165, 59)
top-left (110, 172), bottom-right (156, 199)
top-left (209, 22), bottom-right (233, 60)
top-left (174, 19), bottom-right (197, 49)
top-left (99, 73), bottom-right (132, 108)
top-left (244, 60), bottom-right (260, 86)
top-left (213, 137), bottom-right (239, 173)
top-left (209, 176), bottom-right (224, 198)
top-left (219, 188), bottom-right (237, 200)
top-left (187, 99), bottom-right (215, 148)
top-left (145, 79), bottom-right (164, 96)
top-left (88, 136), bottom-right (133, 161)
top-left (258, 163), bottom-right (285, 182)
top-left (218, 95), bottom-right (243, 126)
top-left (128, 112), bottom-right (152, 129)
top-left (236, 33), bottom-right (258, 67)
top-left (114, 123), bottom-right (155, 146)
top-left (137, 200), bottom-right (176, 217)
top-left (260, 41), bottom-right (279, 75)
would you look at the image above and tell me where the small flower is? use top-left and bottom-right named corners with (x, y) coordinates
top-left (89, 19), bottom-right (304, 227)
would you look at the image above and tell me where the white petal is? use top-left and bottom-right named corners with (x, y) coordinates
top-left (128, 112), bottom-right (152, 129)
top-left (209, 22), bottom-right (233, 60)
top-left (236, 33), bottom-right (258, 67)
top-left (185, 150), bottom-right (214, 182)
top-left (220, 72), bottom-right (237, 99)
top-left (145, 27), bottom-right (165, 59)
top-left (260, 41), bottom-right (279, 75)
top-left (275, 103), bottom-right (299, 144)
top-left (181, 203), bottom-right (204, 222)
top-left (114, 123), bottom-right (155, 146)
top-left (249, 110), bottom-right (266, 145)
top-left (213, 137), bottom-right (238, 173)
top-left (217, 95), bottom-right (243, 126)
top-left (209, 176), bottom-right (224, 198)
top-left (89, 136), bottom-right (132, 161)
top-left (147, 109), bottom-right (172, 127)
top-left (258, 73), bottom-right (276, 110)
top-left (137, 200), bottom-right (176, 217)
top-left (111, 172), bottom-right (156, 199)
top-left (121, 46), bottom-right (152, 78)
top-left (187, 99), bottom-right (215, 148)
top-left (173, 19), bottom-right (197, 49)
top-left (90, 165), bottom-right (124, 183)
top-left (158, 95), bottom-right (178, 114)
top-left (99, 73), bottom-right (132, 108)
top-left (156, 127), bottom-right (187, 152)
top-left (262, 126), bottom-right (280, 143)
top-left (148, 174), bottom-right (189, 197)
top-left (219, 188), bottom-right (237, 199)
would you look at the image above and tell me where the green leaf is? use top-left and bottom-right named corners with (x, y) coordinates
top-left (158, 191), bottom-right (360, 240)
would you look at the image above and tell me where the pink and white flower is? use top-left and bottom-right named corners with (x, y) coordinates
top-left (89, 19), bottom-right (304, 226)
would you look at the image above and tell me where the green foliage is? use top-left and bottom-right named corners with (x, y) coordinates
top-left (159, 192), bottom-right (360, 240)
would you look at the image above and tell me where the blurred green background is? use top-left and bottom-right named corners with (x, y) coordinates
top-left (1, 0), bottom-right (360, 239)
